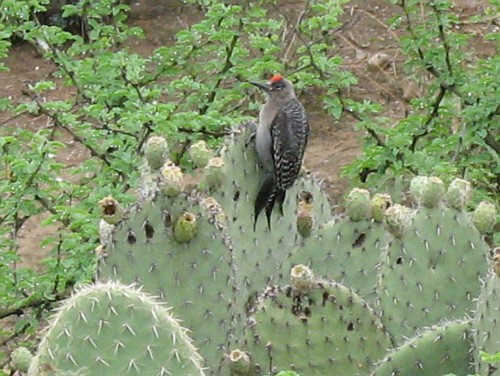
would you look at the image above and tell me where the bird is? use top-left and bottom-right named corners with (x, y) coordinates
top-left (250, 74), bottom-right (309, 230)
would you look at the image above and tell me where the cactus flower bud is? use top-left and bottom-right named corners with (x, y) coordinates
top-left (189, 140), bottom-right (214, 168)
top-left (205, 157), bottom-right (225, 189)
top-left (370, 193), bottom-right (392, 222)
top-left (345, 188), bottom-right (371, 221)
top-left (160, 160), bottom-right (184, 197)
top-left (291, 264), bottom-right (315, 294)
top-left (446, 178), bottom-right (472, 211)
top-left (144, 136), bottom-right (168, 170)
top-left (472, 201), bottom-right (497, 234)
top-left (227, 349), bottom-right (252, 375)
top-left (174, 212), bottom-right (198, 243)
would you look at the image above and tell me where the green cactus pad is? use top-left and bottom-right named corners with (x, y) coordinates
top-left (473, 270), bottom-right (500, 376)
top-left (295, 216), bottom-right (388, 300)
top-left (97, 197), bottom-right (234, 374)
top-left (242, 278), bottom-right (391, 376)
top-left (28, 281), bottom-right (205, 376)
top-left (376, 205), bottom-right (490, 343)
top-left (370, 320), bottom-right (474, 376)
top-left (209, 125), bottom-right (332, 338)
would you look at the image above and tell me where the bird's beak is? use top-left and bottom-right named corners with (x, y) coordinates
top-left (250, 81), bottom-right (271, 93)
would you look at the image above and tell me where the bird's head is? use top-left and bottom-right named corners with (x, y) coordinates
top-left (250, 74), bottom-right (296, 103)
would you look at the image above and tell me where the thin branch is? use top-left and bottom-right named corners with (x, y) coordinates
top-left (199, 18), bottom-right (242, 116)
top-left (409, 84), bottom-right (447, 152)
top-left (25, 91), bottom-right (113, 167)
top-left (178, 126), bottom-right (230, 138)
top-left (430, 3), bottom-right (454, 77)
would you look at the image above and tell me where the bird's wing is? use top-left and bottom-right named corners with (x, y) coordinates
top-left (270, 100), bottom-right (309, 190)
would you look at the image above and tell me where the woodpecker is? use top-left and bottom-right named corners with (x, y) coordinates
top-left (250, 74), bottom-right (309, 230)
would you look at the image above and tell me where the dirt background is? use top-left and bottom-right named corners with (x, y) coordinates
top-left (0, 0), bottom-right (496, 366)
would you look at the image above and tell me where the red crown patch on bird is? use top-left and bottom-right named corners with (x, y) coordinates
top-left (270, 74), bottom-right (283, 83)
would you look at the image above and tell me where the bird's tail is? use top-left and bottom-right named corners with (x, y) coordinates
top-left (254, 174), bottom-right (286, 231)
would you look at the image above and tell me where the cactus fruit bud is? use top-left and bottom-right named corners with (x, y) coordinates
top-left (385, 204), bottom-right (413, 238)
top-left (144, 136), bottom-right (168, 170)
top-left (345, 188), bottom-right (371, 221)
top-left (472, 201), bottom-right (497, 234)
top-left (228, 349), bottom-right (252, 375)
top-left (205, 157), bottom-right (225, 189)
top-left (160, 160), bottom-right (185, 197)
top-left (189, 141), bottom-right (214, 169)
top-left (174, 212), bottom-right (198, 243)
top-left (370, 193), bottom-right (392, 222)
top-left (10, 347), bottom-right (32, 373)
top-left (410, 176), bottom-right (445, 207)
top-left (446, 178), bottom-right (472, 211)
top-left (290, 264), bottom-right (315, 294)
top-left (99, 196), bottom-right (123, 225)
top-left (297, 191), bottom-right (314, 237)
top-left (297, 211), bottom-right (313, 238)
top-left (493, 247), bottom-right (500, 277)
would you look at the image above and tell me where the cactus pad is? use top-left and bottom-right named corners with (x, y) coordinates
top-left (376, 204), bottom-right (490, 343)
top-left (28, 281), bottom-right (206, 376)
top-left (370, 320), bottom-right (474, 376)
top-left (242, 277), bottom-right (391, 375)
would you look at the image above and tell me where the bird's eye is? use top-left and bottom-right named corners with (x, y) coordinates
top-left (273, 82), bottom-right (284, 90)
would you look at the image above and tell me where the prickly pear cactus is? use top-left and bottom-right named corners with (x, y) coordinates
top-left (209, 124), bottom-right (332, 336)
top-left (370, 320), bottom-right (474, 376)
top-left (375, 176), bottom-right (491, 343)
top-left (240, 266), bottom-right (392, 376)
top-left (97, 196), bottom-right (234, 374)
top-left (293, 188), bottom-right (389, 300)
top-left (28, 281), bottom-right (206, 376)
top-left (473, 254), bottom-right (500, 376)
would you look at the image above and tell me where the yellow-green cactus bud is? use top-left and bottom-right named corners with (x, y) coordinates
top-left (297, 210), bottom-right (313, 238)
top-left (160, 160), bottom-right (184, 197)
top-left (345, 188), bottom-right (371, 221)
top-left (11, 347), bottom-right (33, 373)
top-left (410, 176), bottom-right (445, 207)
top-left (227, 349), bottom-right (252, 375)
top-left (385, 204), bottom-right (413, 238)
top-left (188, 140), bottom-right (214, 169)
top-left (370, 193), bottom-right (392, 222)
top-left (297, 191), bottom-right (314, 237)
top-left (472, 201), bottom-right (497, 234)
top-left (144, 136), bottom-right (168, 170)
top-left (290, 264), bottom-right (315, 294)
top-left (99, 196), bottom-right (123, 225)
top-left (205, 157), bottom-right (225, 189)
top-left (174, 212), bottom-right (198, 243)
top-left (446, 178), bottom-right (472, 211)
